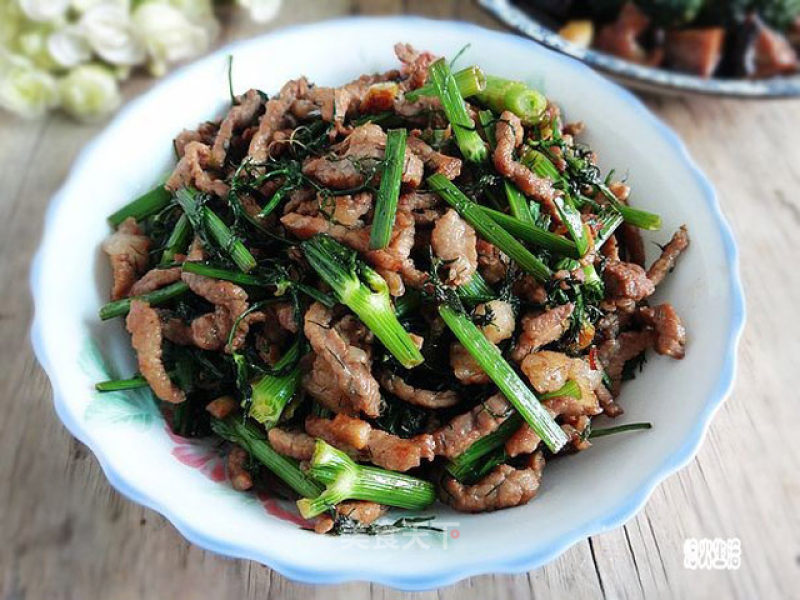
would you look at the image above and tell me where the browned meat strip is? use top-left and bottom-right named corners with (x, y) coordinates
top-left (331, 192), bottom-right (372, 227)
top-left (595, 382), bottom-right (623, 418)
top-left (505, 424), bottom-right (541, 458)
top-left (210, 89), bottom-right (263, 167)
top-left (166, 141), bottom-right (229, 197)
top-left (647, 226), bottom-right (689, 287)
top-left (520, 351), bottom-right (603, 416)
top-left (227, 446), bottom-right (253, 491)
top-left (303, 123), bottom-right (423, 190)
top-left (314, 501), bottom-right (388, 534)
top-left (439, 452), bottom-right (545, 512)
top-left (181, 249), bottom-right (251, 352)
top-left (380, 371), bottom-right (460, 409)
top-left (431, 208), bottom-right (478, 285)
top-left (125, 300), bottom-right (184, 404)
top-left (205, 395), bottom-right (237, 419)
top-left (367, 430), bottom-right (436, 471)
top-left (597, 330), bottom-right (656, 395)
top-left (302, 413), bottom-right (435, 472)
top-left (273, 302), bottom-right (299, 334)
top-left (249, 78), bottom-right (308, 162)
top-left (394, 43), bottom-right (437, 90)
top-left (129, 266), bottom-right (182, 297)
top-left (604, 261), bottom-right (655, 310)
top-left (511, 303), bottom-right (574, 363)
top-left (433, 394), bottom-right (512, 459)
top-left (360, 82), bottom-right (400, 114)
top-left (267, 428), bottom-right (315, 460)
top-left (665, 28), bottom-right (725, 77)
top-left (174, 122), bottom-right (218, 158)
top-left (305, 414), bottom-right (372, 451)
top-left (639, 303), bottom-right (686, 359)
top-left (477, 239), bottom-right (508, 284)
top-left (493, 110), bottom-right (555, 204)
top-left (302, 302), bottom-right (381, 418)
top-left (450, 343), bottom-right (490, 385)
top-left (406, 135), bottom-right (462, 180)
top-left (399, 191), bottom-right (442, 225)
top-left (101, 217), bottom-right (150, 300)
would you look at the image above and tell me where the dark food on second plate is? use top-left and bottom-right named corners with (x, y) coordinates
top-left (519, 0), bottom-right (800, 78)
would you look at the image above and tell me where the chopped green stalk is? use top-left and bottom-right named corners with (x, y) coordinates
top-left (394, 289), bottom-right (421, 318)
top-left (160, 214), bottom-right (191, 265)
top-left (428, 59), bottom-right (487, 164)
top-left (504, 181), bottom-right (535, 226)
top-left (438, 305), bottom-right (567, 453)
top-left (294, 283), bottom-right (336, 308)
top-left (445, 378), bottom-right (581, 480)
top-left (296, 440), bottom-right (435, 518)
top-left (429, 174), bottom-right (552, 281)
top-left (597, 184), bottom-right (662, 231)
top-left (302, 235), bottom-right (423, 368)
top-left (594, 207), bottom-right (624, 249)
top-left (463, 447), bottom-right (510, 483)
top-left (203, 207), bottom-right (257, 272)
top-left (478, 205), bottom-right (580, 258)
top-left (522, 148), bottom-right (560, 180)
top-left (211, 416), bottom-right (322, 499)
top-left (582, 263), bottom-right (604, 300)
top-left (475, 75), bottom-right (547, 125)
top-left (370, 128), bottom-right (407, 250)
top-left (181, 262), bottom-right (268, 286)
top-left (457, 272), bottom-right (495, 304)
top-left (589, 422), bottom-right (653, 438)
top-left (405, 65), bottom-right (486, 102)
top-left (249, 341), bottom-right (302, 427)
top-left (95, 375), bottom-right (149, 392)
top-left (446, 413), bottom-right (523, 480)
top-left (523, 150), bottom-right (590, 257)
top-left (108, 184), bottom-right (171, 226)
top-left (541, 379), bottom-right (582, 400)
top-left (175, 187), bottom-right (258, 272)
top-left (478, 109), bottom-right (497, 148)
top-left (99, 281), bottom-right (189, 320)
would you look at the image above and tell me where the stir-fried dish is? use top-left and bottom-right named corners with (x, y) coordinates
top-left (518, 1), bottom-right (800, 78)
top-left (97, 44), bottom-right (689, 534)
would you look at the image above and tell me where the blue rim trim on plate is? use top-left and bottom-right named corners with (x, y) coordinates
top-left (480, 0), bottom-right (800, 98)
top-left (29, 16), bottom-right (746, 590)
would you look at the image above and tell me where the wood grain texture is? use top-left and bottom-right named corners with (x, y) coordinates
top-left (1, 1), bottom-right (798, 598)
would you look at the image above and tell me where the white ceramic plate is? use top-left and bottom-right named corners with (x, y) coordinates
top-left (30, 17), bottom-right (745, 590)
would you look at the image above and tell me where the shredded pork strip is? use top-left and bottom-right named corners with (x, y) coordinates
top-left (493, 110), bottom-right (556, 206)
top-left (125, 300), bottom-right (185, 404)
top-left (302, 302), bottom-right (381, 418)
top-left (101, 217), bottom-right (150, 300)
top-left (647, 226), bottom-right (690, 286)
top-left (439, 452), bottom-right (545, 512)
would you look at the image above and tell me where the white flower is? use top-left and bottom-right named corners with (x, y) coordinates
top-left (16, 22), bottom-right (59, 70)
top-left (0, 53), bottom-right (59, 118)
top-left (79, 2), bottom-right (145, 66)
top-left (0, 1), bottom-right (24, 47)
top-left (237, 0), bottom-right (282, 23)
top-left (58, 63), bottom-right (120, 120)
top-left (18, 0), bottom-right (70, 22)
top-left (132, 1), bottom-right (215, 77)
top-left (48, 24), bottom-right (92, 68)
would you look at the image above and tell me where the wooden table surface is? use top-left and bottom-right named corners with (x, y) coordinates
top-left (1, 1), bottom-right (798, 598)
